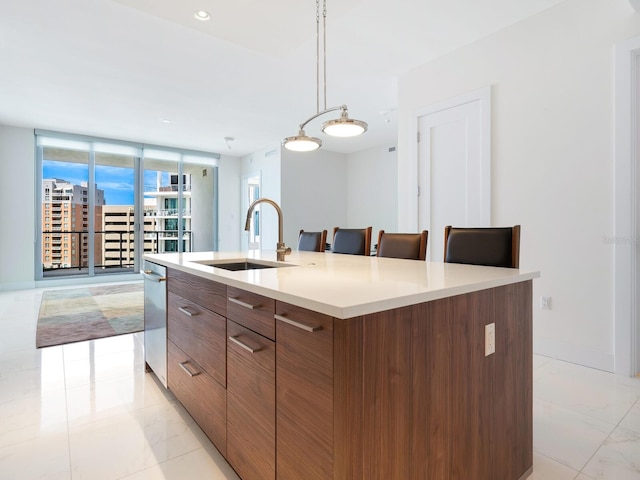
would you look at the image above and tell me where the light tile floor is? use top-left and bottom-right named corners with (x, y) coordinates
top-left (1, 287), bottom-right (639, 479)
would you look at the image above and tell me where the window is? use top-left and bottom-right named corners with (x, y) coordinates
top-left (165, 219), bottom-right (178, 231)
top-left (36, 131), bottom-right (220, 280)
top-left (164, 240), bottom-right (178, 252)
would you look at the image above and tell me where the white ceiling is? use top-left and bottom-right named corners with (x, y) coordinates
top-left (0, 0), bottom-right (567, 157)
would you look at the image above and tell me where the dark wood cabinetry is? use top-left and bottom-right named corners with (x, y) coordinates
top-left (161, 266), bottom-right (532, 480)
top-left (167, 340), bottom-right (227, 454)
top-left (166, 268), bottom-right (228, 455)
top-left (275, 283), bottom-right (532, 480)
top-left (493, 281), bottom-right (533, 479)
top-left (227, 286), bottom-right (275, 340)
top-left (275, 302), bottom-right (334, 480)
top-left (410, 292), bottom-right (493, 478)
top-left (226, 320), bottom-right (276, 480)
top-left (225, 288), bottom-right (276, 480)
top-left (168, 292), bottom-right (226, 387)
top-left (168, 267), bottom-right (227, 316)
top-left (329, 282), bottom-right (532, 480)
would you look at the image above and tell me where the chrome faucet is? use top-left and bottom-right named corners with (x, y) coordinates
top-left (244, 197), bottom-right (291, 261)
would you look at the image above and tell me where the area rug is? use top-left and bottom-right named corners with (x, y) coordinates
top-left (36, 283), bottom-right (144, 348)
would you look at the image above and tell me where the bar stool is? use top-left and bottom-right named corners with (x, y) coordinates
top-left (443, 225), bottom-right (520, 268)
top-left (331, 227), bottom-right (372, 255)
top-left (376, 230), bottom-right (428, 260)
top-left (297, 229), bottom-right (327, 252)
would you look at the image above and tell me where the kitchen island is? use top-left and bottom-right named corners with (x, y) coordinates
top-left (144, 250), bottom-right (539, 480)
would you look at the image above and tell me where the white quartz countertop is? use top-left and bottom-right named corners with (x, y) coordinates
top-left (144, 251), bottom-right (540, 319)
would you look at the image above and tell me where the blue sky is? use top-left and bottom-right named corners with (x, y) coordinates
top-left (43, 161), bottom-right (168, 205)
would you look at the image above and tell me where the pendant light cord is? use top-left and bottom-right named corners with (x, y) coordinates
top-left (323, 0), bottom-right (327, 111)
top-left (316, 0), bottom-right (328, 114)
top-left (316, 0), bottom-right (320, 114)
top-left (282, 0), bottom-right (367, 151)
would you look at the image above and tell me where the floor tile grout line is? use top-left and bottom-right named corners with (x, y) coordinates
top-left (573, 394), bottom-right (640, 477)
top-left (533, 363), bottom-right (640, 427)
top-left (531, 448), bottom-right (582, 476)
top-left (532, 395), bottom-right (627, 477)
top-left (112, 446), bottom-right (206, 480)
top-left (572, 471), bottom-right (595, 480)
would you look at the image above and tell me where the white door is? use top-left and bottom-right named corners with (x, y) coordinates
top-left (614, 36), bottom-right (640, 376)
top-left (636, 55), bottom-right (640, 375)
top-left (417, 88), bottom-right (491, 261)
top-left (243, 174), bottom-right (261, 250)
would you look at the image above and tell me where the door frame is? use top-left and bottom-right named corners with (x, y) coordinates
top-left (614, 35), bottom-right (640, 377)
top-left (411, 86), bottom-right (492, 233)
top-left (242, 172), bottom-right (262, 250)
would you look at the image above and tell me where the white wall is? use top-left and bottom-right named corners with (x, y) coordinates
top-left (281, 148), bottom-right (348, 248)
top-left (187, 164), bottom-right (214, 251)
top-left (264, 145), bottom-right (398, 251)
top-left (0, 125), bottom-right (36, 290)
top-left (240, 145), bottom-right (281, 251)
top-left (398, 0), bottom-right (640, 371)
top-left (217, 155), bottom-right (241, 252)
top-left (347, 145), bottom-right (398, 242)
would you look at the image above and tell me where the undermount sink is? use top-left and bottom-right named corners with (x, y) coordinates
top-left (193, 259), bottom-right (294, 271)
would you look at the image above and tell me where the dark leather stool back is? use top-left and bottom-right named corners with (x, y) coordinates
top-left (377, 230), bottom-right (428, 260)
top-left (297, 230), bottom-right (327, 252)
top-left (444, 225), bottom-right (520, 268)
top-left (332, 227), bottom-right (372, 255)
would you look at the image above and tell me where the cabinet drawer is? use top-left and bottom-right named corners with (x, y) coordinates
top-left (168, 340), bottom-right (226, 456)
top-left (167, 267), bottom-right (227, 317)
top-left (168, 292), bottom-right (226, 387)
top-left (227, 320), bottom-right (275, 480)
top-left (227, 287), bottom-right (275, 340)
top-left (275, 302), bottom-right (334, 480)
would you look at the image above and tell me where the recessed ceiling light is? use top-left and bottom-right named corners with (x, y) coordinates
top-left (160, 118), bottom-right (172, 124)
top-left (193, 10), bottom-right (210, 21)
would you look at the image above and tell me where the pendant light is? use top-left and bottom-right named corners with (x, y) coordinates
top-left (282, 0), bottom-right (367, 152)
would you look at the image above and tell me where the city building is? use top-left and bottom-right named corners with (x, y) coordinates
top-left (101, 205), bottom-right (136, 270)
top-left (41, 179), bottom-right (105, 271)
top-left (42, 172), bottom-right (197, 274)
top-left (143, 173), bottom-right (193, 254)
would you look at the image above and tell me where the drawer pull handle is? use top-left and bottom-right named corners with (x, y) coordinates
top-left (228, 297), bottom-right (259, 310)
top-left (275, 314), bottom-right (322, 332)
top-left (178, 306), bottom-right (198, 317)
top-left (143, 271), bottom-right (166, 282)
top-left (178, 361), bottom-right (200, 377)
top-left (229, 335), bottom-right (261, 353)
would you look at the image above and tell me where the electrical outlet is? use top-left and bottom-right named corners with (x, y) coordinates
top-left (485, 323), bottom-right (495, 356)
top-left (540, 296), bottom-right (552, 310)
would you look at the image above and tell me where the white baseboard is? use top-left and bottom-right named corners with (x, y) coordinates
top-left (0, 281), bottom-right (36, 291)
top-left (534, 338), bottom-right (615, 373)
top-left (1, 274), bottom-right (144, 291)
top-left (35, 273), bottom-right (143, 289)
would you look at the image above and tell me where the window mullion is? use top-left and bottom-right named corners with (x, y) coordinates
top-left (88, 149), bottom-right (96, 276)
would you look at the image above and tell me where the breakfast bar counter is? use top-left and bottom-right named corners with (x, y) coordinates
top-left (144, 250), bottom-right (539, 480)
top-left (144, 250), bottom-right (539, 318)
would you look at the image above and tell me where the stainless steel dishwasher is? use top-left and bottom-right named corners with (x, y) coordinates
top-left (143, 260), bottom-right (167, 387)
